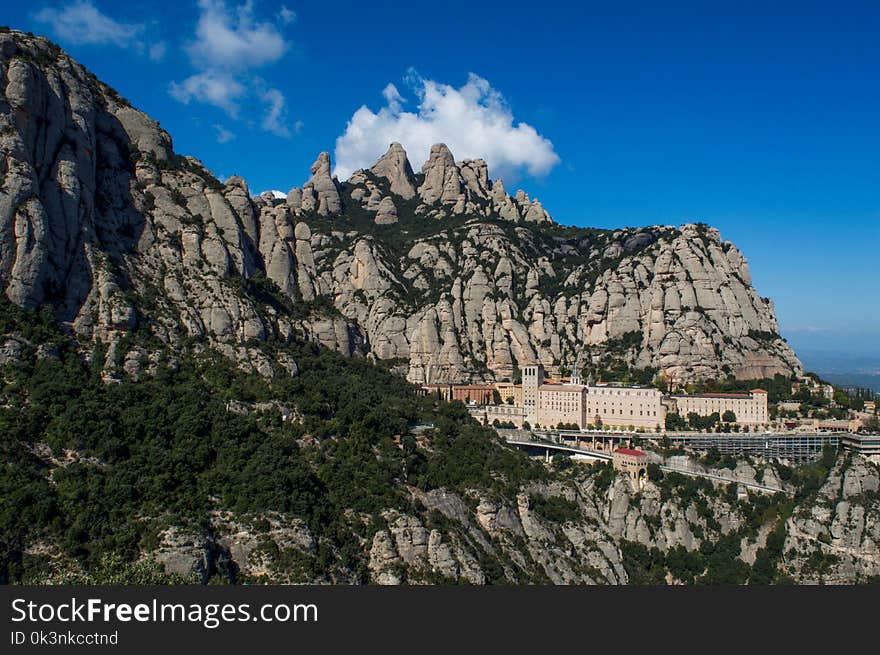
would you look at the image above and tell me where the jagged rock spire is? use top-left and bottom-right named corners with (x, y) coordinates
top-left (524, 198), bottom-right (551, 223)
top-left (459, 159), bottom-right (490, 197)
top-left (348, 142), bottom-right (555, 224)
top-left (301, 152), bottom-right (342, 216)
top-left (490, 178), bottom-right (521, 222)
top-left (370, 142), bottom-right (417, 199)
top-left (418, 144), bottom-right (462, 205)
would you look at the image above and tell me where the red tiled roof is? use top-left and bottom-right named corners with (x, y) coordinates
top-left (614, 448), bottom-right (647, 457)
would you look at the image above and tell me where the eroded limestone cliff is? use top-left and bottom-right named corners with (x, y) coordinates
top-left (0, 31), bottom-right (801, 385)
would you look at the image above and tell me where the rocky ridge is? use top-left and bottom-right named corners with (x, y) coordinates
top-left (0, 31), bottom-right (802, 383)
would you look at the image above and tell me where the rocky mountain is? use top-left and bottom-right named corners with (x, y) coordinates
top-left (3, 31), bottom-right (875, 587)
top-left (0, 30), bottom-right (801, 385)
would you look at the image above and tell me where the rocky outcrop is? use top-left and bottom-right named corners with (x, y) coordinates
top-left (367, 510), bottom-right (486, 584)
top-left (212, 512), bottom-right (318, 583)
top-left (288, 218), bottom-right (801, 383)
top-left (217, 453), bottom-right (880, 585)
top-left (783, 455), bottom-right (880, 583)
top-left (374, 196), bottom-right (398, 224)
top-left (491, 179), bottom-right (521, 222)
top-left (370, 142), bottom-right (416, 199)
top-left (151, 527), bottom-right (233, 583)
top-left (418, 143), bottom-right (461, 206)
top-left (0, 31), bottom-right (802, 385)
top-left (301, 152), bottom-right (342, 216)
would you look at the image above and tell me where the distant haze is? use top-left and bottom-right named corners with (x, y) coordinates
top-left (789, 338), bottom-right (880, 393)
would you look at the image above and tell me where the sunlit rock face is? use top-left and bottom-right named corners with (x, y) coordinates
top-left (0, 31), bottom-right (801, 384)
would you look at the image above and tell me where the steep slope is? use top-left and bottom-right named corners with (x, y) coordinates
top-left (0, 31), bottom-right (303, 377)
top-left (0, 30), bottom-right (801, 385)
top-left (3, 300), bottom-right (875, 585)
top-left (289, 212), bottom-right (800, 383)
top-left (782, 452), bottom-right (880, 583)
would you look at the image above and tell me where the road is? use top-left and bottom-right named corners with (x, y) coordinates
top-left (503, 434), bottom-right (791, 494)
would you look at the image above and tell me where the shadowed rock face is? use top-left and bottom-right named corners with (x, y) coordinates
top-left (0, 31), bottom-right (802, 383)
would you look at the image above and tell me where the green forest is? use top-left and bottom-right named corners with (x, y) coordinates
top-left (0, 300), bottom-right (544, 583)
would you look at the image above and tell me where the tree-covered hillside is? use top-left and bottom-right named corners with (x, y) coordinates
top-left (3, 298), bottom-right (880, 585)
top-left (0, 299), bottom-right (543, 583)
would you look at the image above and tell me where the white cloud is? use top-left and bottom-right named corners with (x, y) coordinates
top-left (258, 86), bottom-right (290, 138)
top-left (278, 6), bottom-right (296, 25)
top-left (382, 83), bottom-right (403, 108)
top-left (169, 70), bottom-right (246, 116)
top-left (35, 1), bottom-right (144, 48)
top-left (170, 0), bottom-right (297, 139)
top-left (34, 1), bottom-right (170, 66)
top-left (334, 72), bottom-right (560, 181)
top-left (148, 41), bottom-right (167, 62)
top-left (185, 0), bottom-right (288, 70)
top-left (213, 124), bottom-right (236, 143)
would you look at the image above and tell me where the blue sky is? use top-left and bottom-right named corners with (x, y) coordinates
top-left (5, 0), bottom-right (879, 358)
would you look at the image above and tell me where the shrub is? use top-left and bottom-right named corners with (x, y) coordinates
top-left (528, 494), bottom-right (580, 523)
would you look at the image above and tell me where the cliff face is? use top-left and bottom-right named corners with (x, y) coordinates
top-left (24, 439), bottom-right (878, 585)
top-left (0, 31), bottom-right (802, 383)
top-left (296, 454), bottom-right (880, 585)
top-left (292, 218), bottom-right (801, 384)
top-left (783, 453), bottom-right (880, 583)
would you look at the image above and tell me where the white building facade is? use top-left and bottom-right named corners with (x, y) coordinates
top-left (520, 365), bottom-right (665, 431)
top-left (667, 390), bottom-right (768, 426)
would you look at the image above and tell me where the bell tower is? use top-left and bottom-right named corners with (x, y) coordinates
top-left (522, 363), bottom-right (544, 426)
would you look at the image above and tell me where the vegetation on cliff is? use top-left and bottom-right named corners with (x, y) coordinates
top-left (4, 295), bottom-right (877, 585)
top-left (0, 299), bottom-right (543, 583)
